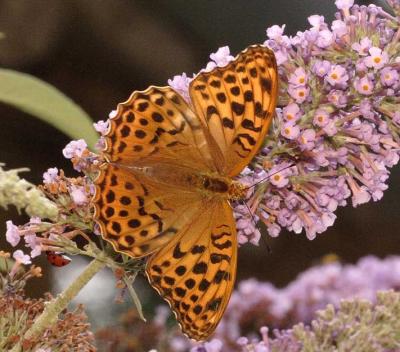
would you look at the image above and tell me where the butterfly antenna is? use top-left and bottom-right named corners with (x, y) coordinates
top-left (240, 200), bottom-right (271, 253)
top-left (243, 200), bottom-right (256, 225)
top-left (244, 163), bottom-right (295, 191)
top-left (240, 162), bottom-right (296, 252)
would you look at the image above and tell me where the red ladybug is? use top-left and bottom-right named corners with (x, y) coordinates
top-left (46, 251), bottom-right (72, 267)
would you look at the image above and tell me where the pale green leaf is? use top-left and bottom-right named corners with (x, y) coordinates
top-left (123, 273), bottom-right (147, 322)
top-left (0, 69), bottom-right (98, 148)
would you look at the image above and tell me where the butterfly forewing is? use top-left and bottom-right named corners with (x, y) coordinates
top-left (103, 86), bottom-right (217, 172)
top-left (189, 45), bottom-right (278, 177)
top-left (146, 200), bottom-right (237, 340)
top-left (94, 86), bottom-right (220, 257)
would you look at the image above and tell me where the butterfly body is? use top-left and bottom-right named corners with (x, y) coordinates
top-left (184, 172), bottom-right (246, 200)
top-left (118, 164), bottom-right (244, 200)
top-left (93, 45), bottom-right (278, 340)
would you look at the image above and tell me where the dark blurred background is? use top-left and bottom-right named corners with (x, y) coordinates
top-left (0, 0), bottom-right (397, 312)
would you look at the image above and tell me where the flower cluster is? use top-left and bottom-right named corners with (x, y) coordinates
top-left (0, 293), bottom-right (95, 351)
top-left (0, 251), bottom-right (95, 351)
top-left (169, 0), bottom-right (400, 242)
top-left (94, 257), bottom-right (400, 352)
top-left (218, 290), bottom-right (400, 352)
top-left (3, 165), bottom-right (95, 265)
top-left (1, 0), bottom-right (399, 350)
top-left (0, 164), bottom-right (57, 220)
top-left (216, 255), bottom-right (400, 343)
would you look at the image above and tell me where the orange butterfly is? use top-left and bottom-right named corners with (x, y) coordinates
top-left (93, 45), bottom-right (278, 340)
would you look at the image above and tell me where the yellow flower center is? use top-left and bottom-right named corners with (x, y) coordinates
top-left (273, 175), bottom-right (281, 181)
top-left (331, 73), bottom-right (338, 80)
top-left (362, 84), bottom-right (370, 91)
top-left (298, 91), bottom-right (305, 97)
top-left (299, 77), bottom-right (305, 84)
top-left (318, 116), bottom-right (324, 122)
top-left (284, 128), bottom-right (291, 135)
top-left (374, 57), bottom-right (381, 64)
top-left (287, 114), bottom-right (294, 120)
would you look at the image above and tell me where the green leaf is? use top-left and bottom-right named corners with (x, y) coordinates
top-left (0, 69), bottom-right (98, 148)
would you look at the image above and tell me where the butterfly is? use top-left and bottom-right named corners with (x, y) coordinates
top-left (93, 45), bottom-right (278, 340)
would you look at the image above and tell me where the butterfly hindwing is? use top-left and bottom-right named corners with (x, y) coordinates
top-left (94, 163), bottom-right (202, 257)
top-left (189, 45), bottom-right (278, 177)
top-left (146, 200), bottom-right (237, 340)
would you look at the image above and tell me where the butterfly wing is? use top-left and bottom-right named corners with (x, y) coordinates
top-left (146, 199), bottom-right (237, 340)
top-left (189, 45), bottom-right (278, 177)
top-left (94, 163), bottom-right (204, 257)
top-left (103, 86), bottom-right (218, 172)
top-left (94, 87), bottom-right (218, 257)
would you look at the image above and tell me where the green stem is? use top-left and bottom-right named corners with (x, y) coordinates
top-left (10, 256), bottom-right (107, 352)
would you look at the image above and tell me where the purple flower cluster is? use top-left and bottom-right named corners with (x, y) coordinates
top-left (215, 255), bottom-right (400, 345)
top-left (169, 0), bottom-right (400, 242)
top-left (6, 217), bottom-right (43, 262)
top-left (242, 0), bottom-right (400, 241)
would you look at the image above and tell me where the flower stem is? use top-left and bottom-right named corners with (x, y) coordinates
top-left (10, 256), bottom-right (107, 352)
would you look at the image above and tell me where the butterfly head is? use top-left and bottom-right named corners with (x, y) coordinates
top-left (228, 181), bottom-right (247, 201)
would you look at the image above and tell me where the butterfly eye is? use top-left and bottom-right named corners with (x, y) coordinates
top-left (203, 178), bottom-right (211, 188)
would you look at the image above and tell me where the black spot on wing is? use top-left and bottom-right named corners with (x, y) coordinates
top-left (261, 78), bottom-right (272, 91)
top-left (175, 266), bottom-right (186, 276)
top-left (230, 86), bottom-right (240, 96)
top-left (185, 278), bottom-right (196, 289)
top-left (213, 240), bottom-right (232, 250)
top-left (173, 243), bottom-right (186, 259)
top-left (206, 105), bottom-right (219, 120)
top-left (241, 119), bottom-right (262, 132)
top-left (175, 287), bottom-right (186, 297)
top-left (231, 102), bottom-right (245, 115)
top-left (210, 253), bottom-right (231, 264)
top-left (194, 84), bottom-right (206, 91)
top-left (137, 102), bottom-right (149, 112)
top-left (207, 297), bottom-right (222, 311)
top-left (199, 279), bottom-right (210, 291)
top-left (224, 74), bottom-right (236, 83)
top-left (214, 270), bottom-right (230, 284)
top-left (222, 118), bottom-right (234, 129)
top-left (238, 133), bottom-right (256, 146)
top-left (191, 245), bottom-right (206, 254)
top-left (216, 92), bottom-right (227, 103)
top-left (244, 90), bottom-right (253, 102)
top-left (193, 262), bottom-right (208, 274)
top-left (249, 67), bottom-right (258, 77)
top-left (210, 80), bottom-right (221, 88)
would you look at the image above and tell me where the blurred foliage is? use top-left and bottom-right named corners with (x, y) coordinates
top-left (293, 290), bottom-right (400, 352)
top-left (0, 69), bottom-right (97, 148)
